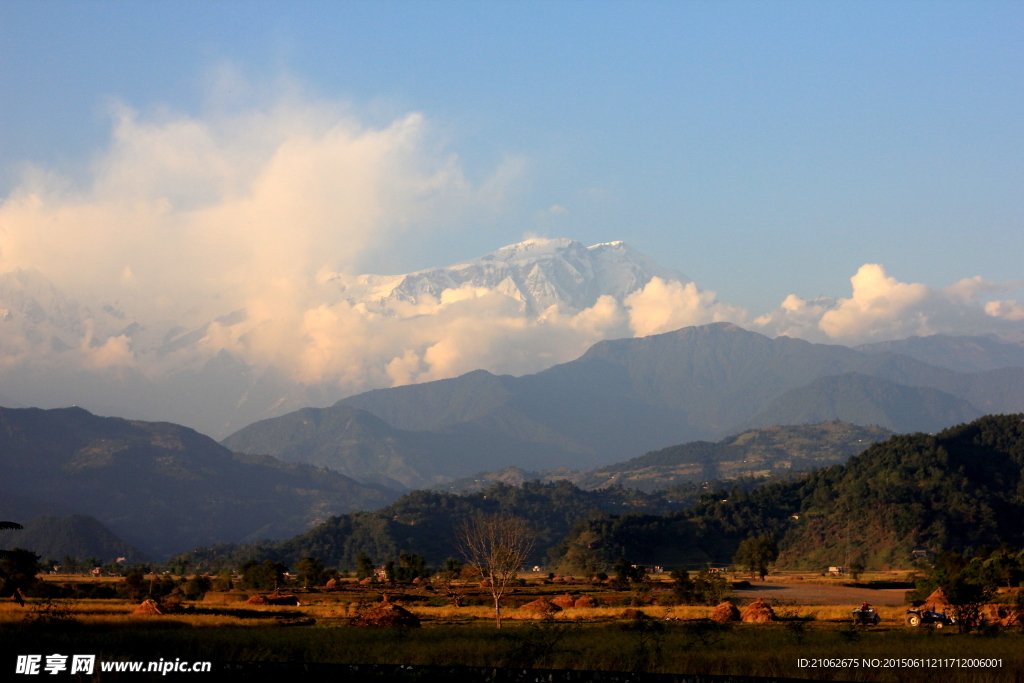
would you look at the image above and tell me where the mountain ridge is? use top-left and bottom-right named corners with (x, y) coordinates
top-left (0, 406), bottom-right (398, 557)
top-left (227, 324), bottom-right (1024, 488)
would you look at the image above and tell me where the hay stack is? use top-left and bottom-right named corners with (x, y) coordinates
top-left (924, 588), bottom-right (951, 610)
top-left (551, 594), bottom-right (576, 609)
top-left (710, 601), bottom-right (741, 623)
top-left (621, 608), bottom-right (646, 619)
top-left (325, 578), bottom-right (337, 589)
top-left (245, 594), bottom-right (270, 605)
top-left (521, 598), bottom-right (560, 614)
top-left (133, 599), bottom-right (167, 615)
top-left (412, 577), bottom-right (422, 584)
top-left (479, 579), bottom-right (492, 588)
top-left (359, 577), bottom-right (373, 585)
top-left (741, 598), bottom-right (776, 623)
top-left (351, 595), bottom-right (421, 628)
top-left (574, 595), bottom-right (597, 608)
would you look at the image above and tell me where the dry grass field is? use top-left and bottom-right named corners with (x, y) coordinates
top-left (2, 572), bottom-right (1021, 682)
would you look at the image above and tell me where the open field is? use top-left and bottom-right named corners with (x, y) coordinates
top-left (3, 608), bottom-right (1022, 682)
top-left (2, 572), bottom-right (1022, 682)
top-left (733, 582), bottom-right (909, 606)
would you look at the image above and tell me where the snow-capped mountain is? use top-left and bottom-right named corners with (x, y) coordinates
top-left (331, 238), bottom-right (689, 315)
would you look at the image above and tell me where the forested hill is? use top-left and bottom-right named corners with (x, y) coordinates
top-left (438, 422), bottom-right (893, 493)
top-left (176, 481), bottom-right (698, 570)
top-left (553, 414), bottom-right (1024, 571)
top-left (775, 413), bottom-right (1024, 567)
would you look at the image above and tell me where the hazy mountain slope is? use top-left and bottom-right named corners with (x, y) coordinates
top-left (438, 422), bottom-right (893, 494)
top-left (237, 324), bottom-right (1024, 487)
top-left (0, 407), bottom-right (397, 557)
top-left (958, 367), bottom-right (1024, 415)
top-left (0, 490), bottom-right (77, 520)
top-left (221, 403), bottom-right (589, 489)
top-left (222, 406), bottom-right (438, 489)
top-left (0, 515), bottom-right (145, 564)
top-left (334, 370), bottom-right (516, 432)
top-left (340, 323), bottom-right (1023, 453)
top-left (856, 334), bottom-right (1024, 372)
top-left (740, 373), bottom-right (982, 433)
top-left (335, 324), bottom-right (876, 462)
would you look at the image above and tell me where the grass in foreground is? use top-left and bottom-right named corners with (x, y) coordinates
top-left (2, 602), bottom-right (1023, 682)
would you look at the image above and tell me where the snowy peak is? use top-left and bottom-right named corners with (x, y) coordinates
top-left (336, 238), bottom-right (689, 315)
top-left (476, 237), bottom-right (580, 263)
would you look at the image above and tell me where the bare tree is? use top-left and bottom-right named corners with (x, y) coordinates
top-left (457, 514), bottom-right (534, 628)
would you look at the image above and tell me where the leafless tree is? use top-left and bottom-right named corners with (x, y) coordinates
top-left (457, 513), bottom-right (534, 628)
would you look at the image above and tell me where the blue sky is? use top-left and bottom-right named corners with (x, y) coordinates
top-left (1, 0), bottom-right (1021, 314)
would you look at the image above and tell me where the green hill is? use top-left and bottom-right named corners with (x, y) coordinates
top-left (552, 414), bottom-right (1024, 571)
top-left (175, 481), bottom-right (696, 570)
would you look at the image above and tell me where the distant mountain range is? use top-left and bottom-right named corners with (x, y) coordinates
top-left (855, 334), bottom-right (1024, 372)
top-left (223, 323), bottom-right (1024, 489)
top-left (0, 407), bottom-right (397, 558)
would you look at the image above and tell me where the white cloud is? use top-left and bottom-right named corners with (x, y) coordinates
top-left (0, 87), bottom-right (530, 387)
top-left (986, 300), bottom-right (1024, 322)
top-left (753, 264), bottom-right (1024, 344)
top-left (0, 96), bottom-right (496, 324)
top-left (624, 277), bottom-right (747, 337)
